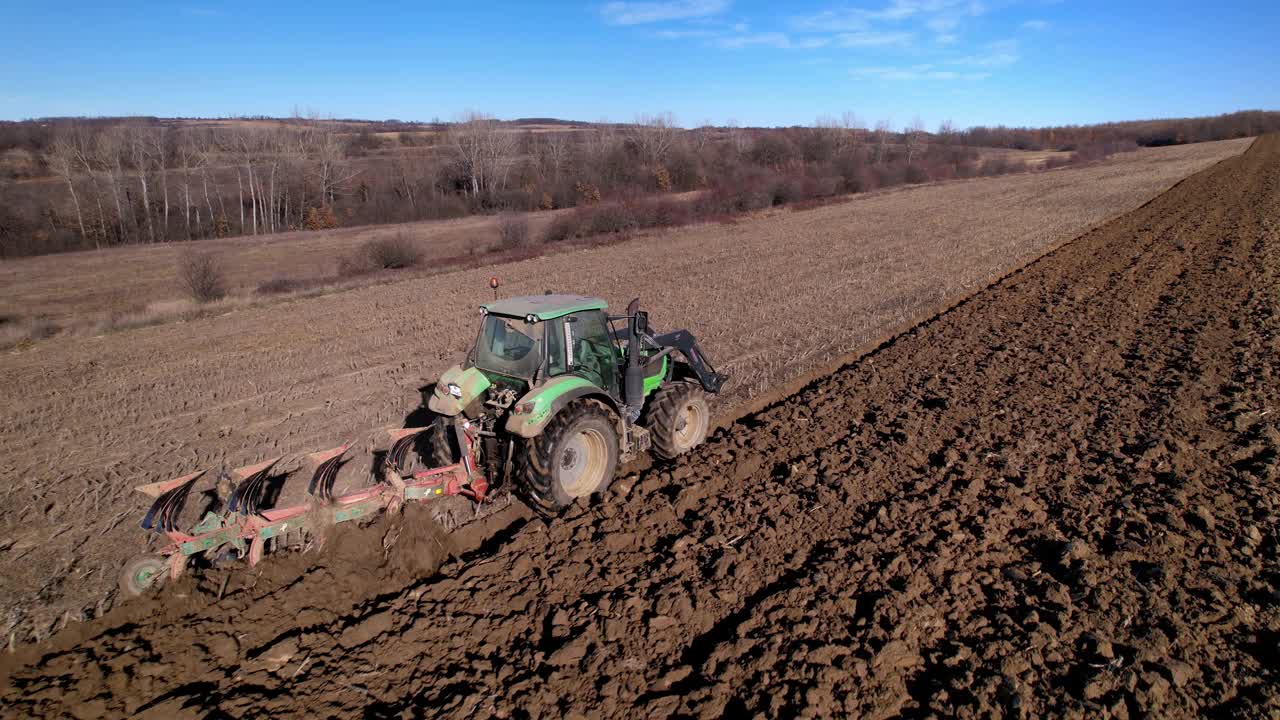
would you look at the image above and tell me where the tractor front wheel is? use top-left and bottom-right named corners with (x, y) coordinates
top-left (516, 401), bottom-right (619, 515)
top-left (646, 382), bottom-right (711, 460)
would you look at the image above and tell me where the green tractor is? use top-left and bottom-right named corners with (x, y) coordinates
top-left (423, 294), bottom-right (726, 514)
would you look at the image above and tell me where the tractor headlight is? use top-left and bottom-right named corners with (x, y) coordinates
top-left (447, 383), bottom-right (463, 398)
top-left (515, 401), bottom-right (535, 415)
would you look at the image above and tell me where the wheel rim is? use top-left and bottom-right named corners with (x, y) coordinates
top-left (673, 401), bottom-right (706, 451)
top-left (127, 558), bottom-right (165, 595)
top-left (559, 428), bottom-right (609, 498)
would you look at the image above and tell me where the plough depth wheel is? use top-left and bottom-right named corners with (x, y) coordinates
top-left (119, 554), bottom-right (167, 597)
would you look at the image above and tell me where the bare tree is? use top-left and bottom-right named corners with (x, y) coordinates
top-left (842, 111), bottom-right (866, 146)
top-left (874, 120), bottom-right (892, 163)
top-left (627, 112), bottom-right (678, 166)
top-left (174, 130), bottom-right (204, 239)
top-left (446, 112), bottom-right (517, 197)
top-left (726, 120), bottom-right (750, 155)
top-left (905, 116), bottom-right (928, 164)
top-left (124, 124), bottom-right (157, 243)
top-left (937, 119), bottom-right (956, 146)
top-left (95, 127), bottom-right (129, 243)
top-left (539, 132), bottom-right (571, 184)
top-left (148, 126), bottom-right (171, 241)
top-left (310, 130), bottom-right (358, 207)
top-left (48, 137), bottom-right (88, 245)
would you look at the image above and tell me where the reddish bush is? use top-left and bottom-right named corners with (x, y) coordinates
top-left (497, 214), bottom-right (531, 249)
top-left (177, 252), bottom-right (226, 303)
top-left (339, 234), bottom-right (422, 277)
top-left (904, 164), bottom-right (931, 184)
top-left (581, 204), bottom-right (637, 235)
top-left (542, 214), bottom-right (580, 243)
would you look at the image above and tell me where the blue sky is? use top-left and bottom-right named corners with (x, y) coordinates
top-left (1, 1), bottom-right (1276, 129)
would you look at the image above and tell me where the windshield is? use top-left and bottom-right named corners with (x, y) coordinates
top-left (473, 314), bottom-right (542, 379)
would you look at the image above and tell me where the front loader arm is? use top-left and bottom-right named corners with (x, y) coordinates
top-left (653, 329), bottom-right (727, 394)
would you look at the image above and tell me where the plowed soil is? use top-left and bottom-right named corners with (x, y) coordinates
top-left (2, 136), bottom-right (1277, 717)
top-left (0, 140), bottom-right (1248, 641)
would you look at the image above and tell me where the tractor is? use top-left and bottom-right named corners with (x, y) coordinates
top-left (422, 293), bottom-right (725, 513)
top-left (122, 294), bottom-right (724, 595)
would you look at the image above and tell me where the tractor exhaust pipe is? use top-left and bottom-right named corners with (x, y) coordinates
top-left (623, 298), bottom-right (647, 422)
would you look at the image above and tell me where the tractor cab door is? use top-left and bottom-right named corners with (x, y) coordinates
top-left (547, 310), bottom-right (619, 396)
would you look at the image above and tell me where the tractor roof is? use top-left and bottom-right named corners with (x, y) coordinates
top-left (482, 294), bottom-right (608, 321)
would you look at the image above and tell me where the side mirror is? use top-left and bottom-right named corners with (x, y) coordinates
top-left (632, 310), bottom-right (649, 336)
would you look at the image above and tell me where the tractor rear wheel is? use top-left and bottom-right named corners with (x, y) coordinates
top-left (516, 401), bottom-right (619, 515)
top-left (425, 414), bottom-right (459, 467)
top-left (646, 381), bottom-right (711, 460)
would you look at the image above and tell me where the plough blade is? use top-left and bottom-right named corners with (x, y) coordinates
top-left (306, 443), bottom-right (352, 501)
top-left (385, 427), bottom-right (429, 476)
top-left (227, 456), bottom-right (284, 516)
top-left (139, 470), bottom-right (205, 533)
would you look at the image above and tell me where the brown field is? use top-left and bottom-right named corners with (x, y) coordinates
top-left (1, 134), bottom-right (1275, 718)
top-left (0, 138), bottom-right (1249, 644)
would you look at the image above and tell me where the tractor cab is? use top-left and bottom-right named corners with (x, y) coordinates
top-left (472, 294), bottom-right (620, 394)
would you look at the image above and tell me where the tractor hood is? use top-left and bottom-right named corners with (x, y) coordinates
top-left (427, 365), bottom-right (492, 416)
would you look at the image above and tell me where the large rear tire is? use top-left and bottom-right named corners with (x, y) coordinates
top-left (516, 401), bottom-right (619, 515)
top-left (425, 414), bottom-right (458, 467)
top-left (646, 381), bottom-right (711, 460)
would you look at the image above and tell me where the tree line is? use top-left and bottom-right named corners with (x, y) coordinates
top-left (0, 109), bottom-right (1276, 258)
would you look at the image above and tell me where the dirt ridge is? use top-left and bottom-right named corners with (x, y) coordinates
top-left (2, 136), bottom-right (1278, 718)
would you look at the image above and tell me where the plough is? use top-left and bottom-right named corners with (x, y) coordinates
top-left (122, 423), bottom-right (489, 596)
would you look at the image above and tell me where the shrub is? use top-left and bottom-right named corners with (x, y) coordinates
top-left (583, 203), bottom-right (637, 235)
top-left (305, 206), bottom-right (339, 231)
top-left (497, 214), bottom-right (531, 249)
top-left (177, 251), bottom-right (226, 303)
top-left (365, 234), bottom-right (422, 269)
top-left (574, 182), bottom-right (602, 205)
top-left (904, 164), bottom-right (931, 184)
top-left (632, 198), bottom-right (691, 228)
top-left (542, 213), bottom-right (580, 243)
top-left (654, 165), bottom-right (673, 192)
top-left (1043, 155), bottom-right (1072, 170)
top-left (422, 195), bottom-right (469, 220)
top-left (772, 176), bottom-right (808, 206)
top-left (844, 167), bottom-right (879, 194)
top-left (256, 276), bottom-right (304, 295)
top-left (339, 234), bottom-right (422, 277)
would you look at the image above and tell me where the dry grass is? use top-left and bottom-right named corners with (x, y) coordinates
top-left (0, 138), bottom-right (1250, 640)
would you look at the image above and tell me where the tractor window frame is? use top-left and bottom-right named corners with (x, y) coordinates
top-left (471, 314), bottom-right (545, 381)
top-left (544, 310), bottom-right (619, 394)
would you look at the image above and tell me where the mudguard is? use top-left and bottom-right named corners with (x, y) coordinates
top-left (505, 375), bottom-right (620, 438)
top-left (427, 365), bottom-right (492, 416)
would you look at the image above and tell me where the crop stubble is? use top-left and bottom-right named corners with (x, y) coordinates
top-left (0, 139), bottom-right (1250, 642)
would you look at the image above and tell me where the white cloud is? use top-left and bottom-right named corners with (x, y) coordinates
top-left (1022, 19), bottom-right (1049, 30)
top-left (952, 39), bottom-right (1019, 66)
top-left (852, 65), bottom-right (989, 81)
top-left (835, 31), bottom-right (915, 47)
top-left (789, 0), bottom-right (984, 49)
top-left (655, 29), bottom-right (718, 38)
top-left (715, 32), bottom-right (830, 49)
top-left (600, 0), bottom-right (729, 25)
top-left (790, 9), bottom-right (870, 32)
